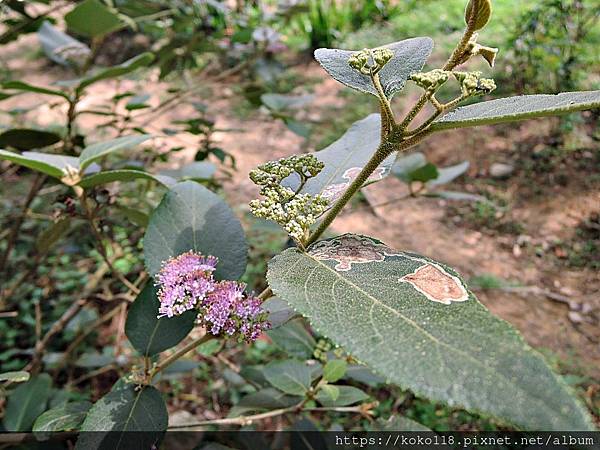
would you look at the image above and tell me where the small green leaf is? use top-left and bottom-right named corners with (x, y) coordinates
top-left (409, 162), bottom-right (439, 183)
top-left (315, 38), bottom-right (434, 99)
top-left (0, 128), bottom-right (62, 151)
top-left (231, 388), bottom-right (301, 416)
top-left (75, 380), bottom-right (167, 450)
top-left (65, 0), bottom-right (124, 38)
top-left (267, 233), bottom-right (594, 430)
top-left (0, 371), bottom-right (30, 383)
top-left (78, 169), bottom-right (175, 189)
top-left (36, 218), bottom-right (71, 254)
top-left (284, 118), bottom-right (311, 139)
top-left (261, 93), bottom-right (314, 111)
top-left (465, 0), bottom-right (492, 31)
top-left (113, 207), bottom-right (147, 229)
top-left (33, 401), bottom-right (91, 436)
top-left (263, 360), bottom-right (312, 396)
top-left (125, 284), bottom-right (196, 357)
top-left (323, 360), bottom-right (347, 383)
top-left (391, 152), bottom-right (427, 182)
top-left (75, 352), bottom-right (113, 369)
top-left (319, 384), bottom-right (340, 402)
top-left (0, 149), bottom-right (79, 178)
top-left (3, 374), bottom-right (52, 431)
top-left (1, 80), bottom-right (70, 99)
top-left (344, 365), bottom-right (385, 387)
top-left (315, 385), bottom-right (368, 407)
top-left (267, 318), bottom-right (315, 359)
top-left (143, 181), bottom-right (247, 281)
top-left (78, 135), bottom-right (152, 169)
top-left (433, 91), bottom-right (600, 131)
top-left (76, 53), bottom-right (154, 92)
top-left (428, 161), bottom-right (470, 187)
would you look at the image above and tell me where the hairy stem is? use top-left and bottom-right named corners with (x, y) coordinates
top-left (306, 131), bottom-right (432, 247)
top-left (149, 334), bottom-right (215, 379)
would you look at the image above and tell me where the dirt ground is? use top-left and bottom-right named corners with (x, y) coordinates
top-left (3, 37), bottom-right (599, 378)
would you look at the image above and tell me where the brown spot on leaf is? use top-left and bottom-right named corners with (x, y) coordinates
top-left (400, 263), bottom-right (468, 305)
top-left (310, 234), bottom-right (399, 271)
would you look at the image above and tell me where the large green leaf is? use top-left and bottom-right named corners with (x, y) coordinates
top-left (283, 114), bottom-right (394, 205)
top-left (1, 80), bottom-right (70, 99)
top-left (0, 128), bottom-right (62, 151)
top-left (125, 284), bottom-right (196, 357)
top-left (33, 401), bottom-right (91, 435)
top-left (76, 52), bottom-right (155, 92)
top-left (144, 181), bottom-right (247, 280)
top-left (75, 380), bottom-right (167, 450)
top-left (432, 91), bottom-right (600, 131)
top-left (65, 0), bottom-right (124, 38)
top-left (78, 135), bottom-right (152, 169)
top-left (78, 169), bottom-right (175, 189)
top-left (314, 38), bottom-right (434, 99)
top-left (3, 374), bottom-right (52, 431)
top-left (267, 233), bottom-right (594, 430)
top-left (0, 149), bottom-right (79, 178)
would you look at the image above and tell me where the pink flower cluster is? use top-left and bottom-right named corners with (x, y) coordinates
top-left (156, 251), bottom-right (270, 342)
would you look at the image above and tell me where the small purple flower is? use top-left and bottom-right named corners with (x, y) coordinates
top-left (156, 251), bottom-right (270, 341)
top-left (156, 251), bottom-right (217, 318)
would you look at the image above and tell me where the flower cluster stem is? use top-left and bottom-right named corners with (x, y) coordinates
top-left (149, 334), bottom-right (215, 380)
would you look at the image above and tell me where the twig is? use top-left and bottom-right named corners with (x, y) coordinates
top-left (55, 303), bottom-right (124, 371)
top-left (167, 403), bottom-right (368, 429)
top-left (0, 173), bottom-right (46, 272)
top-left (79, 191), bottom-right (139, 294)
top-left (27, 259), bottom-right (110, 373)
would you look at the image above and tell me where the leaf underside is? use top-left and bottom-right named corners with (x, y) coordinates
top-left (314, 37), bottom-right (434, 99)
top-left (267, 233), bottom-right (593, 431)
top-left (433, 90), bottom-right (600, 130)
top-left (282, 114), bottom-right (394, 206)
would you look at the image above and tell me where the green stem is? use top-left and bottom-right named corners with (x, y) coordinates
top-left (149, 334), bottom-right (215, 379)
top-left (305, 131), bottom-right (431, 247)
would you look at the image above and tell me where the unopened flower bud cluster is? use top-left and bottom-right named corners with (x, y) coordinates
top-left (454, 71), bottom-right (496, 95)
top-left (313, 338), bottom-right (332, 363)
top-left (348, 48), bottom-right (394, 75)
top-left (249, 155), bottom-right (328, 243)
top-left (409, 69), bottom-right (450, 91)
